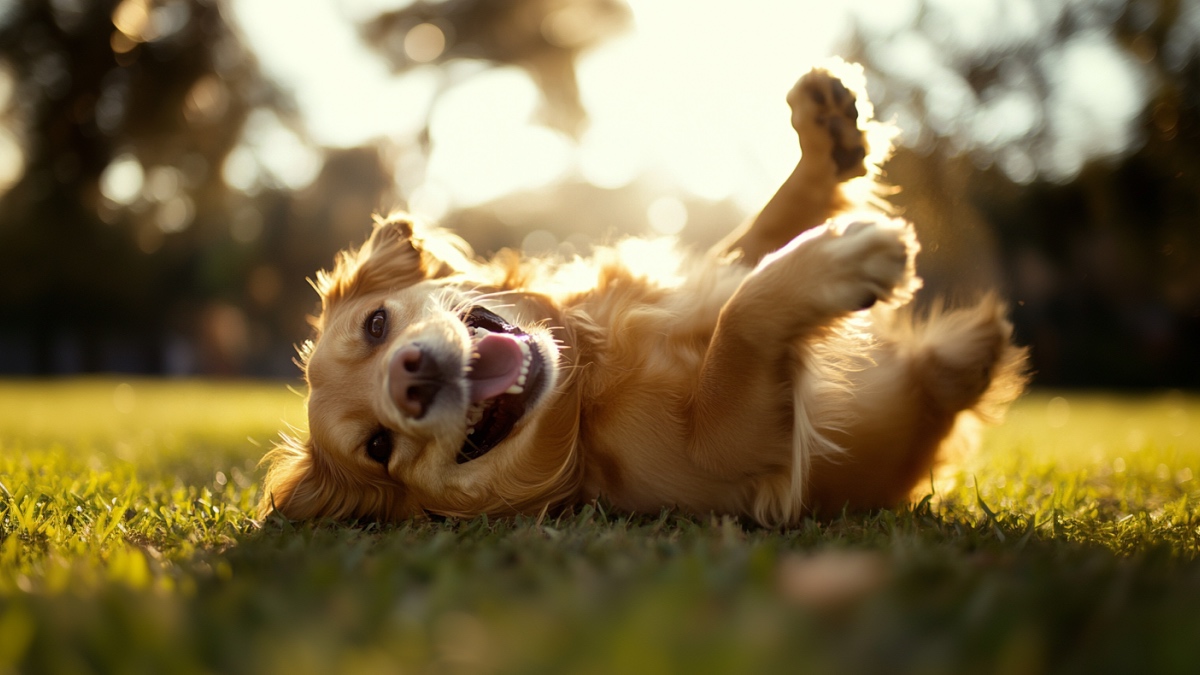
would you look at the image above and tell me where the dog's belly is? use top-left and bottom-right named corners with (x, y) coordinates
top-left (575, 361), bottom-right (795, 514)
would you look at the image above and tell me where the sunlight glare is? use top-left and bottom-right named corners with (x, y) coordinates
top-left (542, 5), bottom-right (600, 49)
top-left (578, 123), bottom-right (643, 189)
top-left (234, 0), bottom-right (857, 209)
top-left (232, 0), bottom-right (436, 147)
top-left (183, 74), bottom-right (229, 126)
top-left (646, 196), bottom-right (687, 235)
top-left (426, 67), bottom-right (573, 206)
top-left (404, 22), bottom-right (445, 63)
top-left (521, 229), bottom-right (558, 256)
top-left (849, 0), bottom-right (918, 37)
top-left (406, 181), bottom-right (451, 222)
top-left (1041, 31), bottom-right (1148, 180)
top-left (337, 0), bottom-right (416, 22)
top-left (0, 61), bottom-right (18, 198)
top-left (99, 153), bottom-right (145, 205)
top-left (614, 237), bottom-right (684, 285)
top-left (0, 127), bottom-right (22, 198)
top-left (971, 88), bottom-right (1042, 150)
top-left (0, 58), bottom-right (14, 110)
top-left (242, 109), bottom-right (323, 191)
top-left (222, 146), bottom-right (258, 193)
top-left (576, 0), bottom-right (851, 210)
top-left (111, 0), bottom-right (150, 42)
top-left (230, 0), bottom-right (1165, 207)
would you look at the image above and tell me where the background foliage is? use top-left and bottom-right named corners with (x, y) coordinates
top-left (0, 0), bottom-right (1197, 385)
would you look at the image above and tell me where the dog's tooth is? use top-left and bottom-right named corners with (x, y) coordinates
top-left (516, 374), bottom-right (526, 386)
top-left (465, 402), bottom-right (485, 427)
top-left (518, 341), bottom-right (533, 373)
top-left (505, 384), bottom-right (524, 395)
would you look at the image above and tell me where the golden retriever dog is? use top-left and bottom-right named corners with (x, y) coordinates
top-left (259, 62), bottom-right (1027, 526)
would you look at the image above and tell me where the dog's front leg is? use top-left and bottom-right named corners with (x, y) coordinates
top-left (713, 66), bottom-right (878, 265)
top-left (688, 216), bottom-right (920, 474)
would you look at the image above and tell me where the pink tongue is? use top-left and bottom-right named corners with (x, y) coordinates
top-left (467, 333), bottom-right (525, 403)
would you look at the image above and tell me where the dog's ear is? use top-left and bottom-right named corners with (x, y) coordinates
top-left (257, 437), bottom-right (331, 521)
top-left (257, 436), bottom-right (409, 521)
top-left (316, 214), bottom-right (474, 308)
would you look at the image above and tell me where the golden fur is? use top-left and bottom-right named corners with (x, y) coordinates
top-left (258, 62), bottom-right (1027, 526)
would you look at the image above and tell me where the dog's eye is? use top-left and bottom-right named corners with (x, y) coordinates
top-left (366, 430), bottom-right (392, 466)
top-left (365, 309), bottom-right (388, 340)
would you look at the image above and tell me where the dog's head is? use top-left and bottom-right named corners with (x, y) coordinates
top-left (259, 214), bottom-right (582, 522)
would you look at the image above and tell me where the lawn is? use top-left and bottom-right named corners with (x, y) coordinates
top-left (1, 380), bottom-right (1198, 674)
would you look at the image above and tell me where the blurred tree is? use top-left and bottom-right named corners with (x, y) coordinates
top-left (845, 0), bottom-right (1200, 387)
top-left (0, 0), bottom-right (378, 375)
top-left (0, 0), bottom-right (272, 372)
top-left (359, 0), bottom-right (630, 140)
top-left (3, 0), bottom-right (1197, 388)
top-left (0, 0), bottom-right (633, 376)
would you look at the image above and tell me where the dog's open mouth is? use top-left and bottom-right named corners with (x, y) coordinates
top-left (459, 306), bottom-right (547, 463)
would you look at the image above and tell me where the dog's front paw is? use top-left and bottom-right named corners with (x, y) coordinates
top-left (788, 66), bottom-right (869, 181)
top-left (816, 216), bottom-right (922, 313)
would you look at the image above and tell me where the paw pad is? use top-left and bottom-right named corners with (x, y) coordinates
top-left (789, 70), bottom-right (869, 180)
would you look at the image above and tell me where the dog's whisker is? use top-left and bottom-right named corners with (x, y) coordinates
top-left (459, 289), bottom-right (512, 305)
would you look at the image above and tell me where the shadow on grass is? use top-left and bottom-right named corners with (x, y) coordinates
top-left (4, 385), bottom-right (1199, 673)
top-left (14, 503), bottom-right (1199, 675)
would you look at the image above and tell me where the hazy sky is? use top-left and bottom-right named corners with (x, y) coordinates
top-left (227, 0), bottom-right (1151, 216)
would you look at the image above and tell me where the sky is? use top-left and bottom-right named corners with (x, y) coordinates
top-left (221, 0), bottom-right (1152, 218)
top-left (229, 0), bottom-right (851, 217)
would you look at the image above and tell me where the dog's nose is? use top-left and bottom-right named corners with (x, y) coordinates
top-left (388, 343), bottom-right (444, 419)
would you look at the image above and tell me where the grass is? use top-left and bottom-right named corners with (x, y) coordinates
top-left (1, 379), bottom-right (1198, 674)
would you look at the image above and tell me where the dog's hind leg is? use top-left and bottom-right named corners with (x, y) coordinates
top-left (713, 62), bottom-right (888, 265)
top-left (805, 297), bottom-right (1028, 513)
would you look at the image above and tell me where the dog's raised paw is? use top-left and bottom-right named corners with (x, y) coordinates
top-left (818, 216), bottom-right (922, 313)
top-left (788, 68), bottom-right (869, 181)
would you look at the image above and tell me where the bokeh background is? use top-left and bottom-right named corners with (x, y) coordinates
top-left (0, 0), bottom-right (1196, 387)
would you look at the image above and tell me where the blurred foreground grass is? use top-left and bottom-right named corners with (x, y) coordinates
top-left (1, 379), bottom-right (1198, 674)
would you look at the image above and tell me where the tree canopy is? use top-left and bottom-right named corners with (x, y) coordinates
top-left (1, 0), bottom-right (1196, 386)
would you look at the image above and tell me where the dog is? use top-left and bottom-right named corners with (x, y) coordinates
top-left (258, 62), bottom-right (1027, 526)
